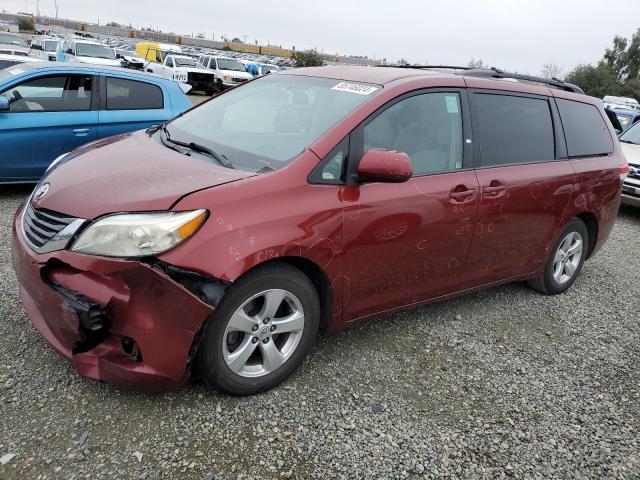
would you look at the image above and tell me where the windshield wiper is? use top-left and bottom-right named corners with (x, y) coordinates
top-left (159, 126), bottom-right (234, 169)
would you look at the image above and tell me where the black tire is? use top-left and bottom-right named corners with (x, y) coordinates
top-left (205, 87), bottom-right (216, 96)
top-left (528, 218), bottom-right (589, 295)
top-left (197, 262), bottom-right (320, 395)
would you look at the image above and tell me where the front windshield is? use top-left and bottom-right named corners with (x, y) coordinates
top-left (620, 121), bottom-right (640, 144)
top-left (165, 75), bottom-right (380, 171)
top-left (0, 33), bottom-right (28, 48)
top-left (44, 40), bottom-right (58, 52)
top-left (217, 58), bottom-right (245, 71)
top-left (76, 43), bottom-right (116, 59)
top-left (174, 57), bottom-right (196, 67)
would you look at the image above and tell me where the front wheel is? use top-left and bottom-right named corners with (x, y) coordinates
top-left (197, 263), bottom-right (320, 395)
top-left (528, 218), bottom-right (588, 294)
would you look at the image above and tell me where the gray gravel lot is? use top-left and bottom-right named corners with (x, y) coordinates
top-left (0, 185), bottom-right (639, 479)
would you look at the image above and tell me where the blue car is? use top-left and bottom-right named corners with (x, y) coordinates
top-left (0, 63), bottom-right (192, 182)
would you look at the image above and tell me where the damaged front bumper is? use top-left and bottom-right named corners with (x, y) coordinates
top-left (11, 204), bottom-right (224, 391)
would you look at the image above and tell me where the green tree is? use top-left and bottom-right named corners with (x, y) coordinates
top-left (564, 63), bottom-right (619, 98)
top-left (292, 50), bottom-right (324, 68)
top-left (17, 16), bottom-right (34, 32)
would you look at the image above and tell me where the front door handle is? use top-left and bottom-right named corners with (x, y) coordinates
top-left (449, 186), bottom-right (476, 203)
top-left (72, 128), bottom-right (91, 136)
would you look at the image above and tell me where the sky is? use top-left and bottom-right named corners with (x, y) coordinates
top-left (3, 0), bottom-right (640, 75)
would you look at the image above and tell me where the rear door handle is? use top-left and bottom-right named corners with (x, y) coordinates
top-left (483, 185), bottom-right (506, 197)
top-left (72, 128), bottom-right (91, 136)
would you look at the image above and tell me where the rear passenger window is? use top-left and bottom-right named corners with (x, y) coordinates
top-left (475, 93), bottom-right (555, 167)
top-left (364, 92), bottom-right (463, 175)
top-left (556, 99), bottom-right (613, 157)
top-left (106, 78), bottom-right (163, 110)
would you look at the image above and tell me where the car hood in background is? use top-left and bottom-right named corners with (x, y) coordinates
top-left (74, 57), bottom-right (122, 67)
top-left (621, 142), bottom-right (640, 166)
top-left (32, 131), bottom-right (257, 219)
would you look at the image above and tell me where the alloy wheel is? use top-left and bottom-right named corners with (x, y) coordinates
top-left (552, 231), bottom-right (583, 284)
top-left (222, 289), bottom-right (305, 378)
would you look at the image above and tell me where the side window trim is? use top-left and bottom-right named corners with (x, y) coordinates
top-left (1, 74), bottom-right (96, 113)
top-left (468, 89), bottom-right (559, 170)
top-left (346, 87), bottom-right (473, 184)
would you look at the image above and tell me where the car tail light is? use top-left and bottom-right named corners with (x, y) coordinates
top-left (619, 163), bottom-right (629, 182)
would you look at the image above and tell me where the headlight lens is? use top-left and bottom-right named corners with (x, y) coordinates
top-left (223, 75), bottom-right (230, 80)
top-left (71, 209), bottom-right (207, 258)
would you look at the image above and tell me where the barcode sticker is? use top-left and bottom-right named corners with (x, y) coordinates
top-left (331, 82), bottom-right (378, 95)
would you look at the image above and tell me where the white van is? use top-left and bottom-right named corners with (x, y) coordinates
top-left (29, 36), bottom-right (59, 61)
top-left (199, 55), bottom-right (253, 89)
top-left (65, 39), bottom-right (121, 67)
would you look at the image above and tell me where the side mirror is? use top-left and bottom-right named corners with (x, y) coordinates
top-left (0, 96), bottom-right (10, 112)
top-left (356, 149), bottom-right (412, 183)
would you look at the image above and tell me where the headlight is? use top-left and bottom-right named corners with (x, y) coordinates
top-left (46, 153), bottom-right (69, 173)
top-left (71, 209), bottom-right (207, 258)
top-left (223, 75), bottom-right (230, 81)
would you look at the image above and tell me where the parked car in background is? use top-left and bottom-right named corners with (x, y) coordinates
top-left (611, 107), bottom-right (640, 131)
top-left (618, 121), bottom-right (640, 207)
top-left (146, 54), bottom-right (217, 94)
top-left (64, 39), bottom-right (121, 67)
top-left (198, 55), bottom-right (252, 90)
top-left (11, 66), bottom-right (626, 394)
top-left (603, 95), bottom-right (640, 112)
top-left (0, 55), bottom-right (44, 69)
top-left (0, 63), bottom-right (191, 182)
top-left (115, 49), bottom-right (144, 70)
top-left (30, 36), bottom-right (59, 61)
top-left (244, 61), bottom-right (281, 77)
top-left (0, 32), bottom-right (29, 52)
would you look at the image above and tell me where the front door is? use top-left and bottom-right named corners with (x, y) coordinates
top-left (0, 74), bottom-right (98, 181)
top-left (342, 90), bottom-right (479, 321)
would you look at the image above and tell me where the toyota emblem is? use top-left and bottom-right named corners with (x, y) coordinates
top-left (34, 183), bottom-right (50, 201)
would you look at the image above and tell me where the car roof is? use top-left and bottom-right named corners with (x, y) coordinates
top-left (279, 65), bottom-right (454, 85)
top-left (6, 62), bottom-right (176, 83)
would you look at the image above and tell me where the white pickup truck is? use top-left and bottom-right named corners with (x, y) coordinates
top-left (146, 54), bottom-right (217, 95)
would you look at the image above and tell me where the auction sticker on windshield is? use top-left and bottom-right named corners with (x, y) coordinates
top-left (331, 82), bottom-right (378, 95)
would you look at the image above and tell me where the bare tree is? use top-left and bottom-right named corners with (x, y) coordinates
top-left (468, 58), bottom-right (486, 69)
top-left (541, 61), bottom-right (563, 80)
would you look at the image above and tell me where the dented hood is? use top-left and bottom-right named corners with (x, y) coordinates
top-left (33, 131), bottom-right (256, 219)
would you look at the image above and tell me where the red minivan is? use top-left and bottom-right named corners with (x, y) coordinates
top-left (12, 66), bottom-right (627, 394)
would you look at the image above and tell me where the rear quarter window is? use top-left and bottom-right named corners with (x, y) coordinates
top-left (106, 77), bottom-right (164, 110)
top-left (556, 99), bottom-right (613, 157)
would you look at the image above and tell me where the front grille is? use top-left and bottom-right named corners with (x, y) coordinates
top-left (622, 181), bottom-right (640, 198)
top-left (22, 204), bottom-right (79, 249)
top-left (188, 72), bottom-right (215, 85)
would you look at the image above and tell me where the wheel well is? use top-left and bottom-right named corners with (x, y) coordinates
top-left (576, 212), bottom-right (598, 259)
top-left (258, 257), bottom-right (333, 333)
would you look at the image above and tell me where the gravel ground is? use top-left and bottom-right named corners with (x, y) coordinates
top-left (0, 185), bottom-right (639, 480)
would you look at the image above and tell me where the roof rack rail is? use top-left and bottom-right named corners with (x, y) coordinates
top-left (378, 65), bottom-right (584, 94)
top-left (460, 67), bottom-right (584, 94)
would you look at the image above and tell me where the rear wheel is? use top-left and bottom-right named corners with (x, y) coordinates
top-left (528, 218), bottom-right (588, 294)
top-left (197, 263), bottom-right (320, 395)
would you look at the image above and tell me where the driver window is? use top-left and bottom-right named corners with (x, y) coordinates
top-left (363, 92), bottom-right (463, 176)
top-left (1, 75), bottom-right (93, 113)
